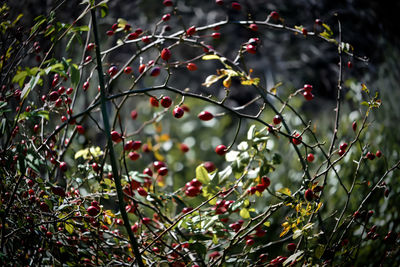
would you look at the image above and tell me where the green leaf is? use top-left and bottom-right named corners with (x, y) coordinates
top-left (212, 234), bottom-right (218, 245)
top-left (196, 165), bottom-right (210, 184)
top-left (21, 73), bottom-right (41, 101)
top-left (70, 63), bottom-right (80, 86)
top-left (100, 3), bottom-right (109, 18)
top-left (12, 70), bottom-right (28, 88)
top-left (65, 221), bottom-right (74, 234)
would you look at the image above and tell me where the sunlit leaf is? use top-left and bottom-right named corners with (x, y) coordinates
top-left (277, 187), bottom-right (292, 196)
top-left (196, 165), bottom-right (210, 184)
top-left (239, 208), bottom-right (250, 219)
top-left (202, 55), bottom-right (220, 60)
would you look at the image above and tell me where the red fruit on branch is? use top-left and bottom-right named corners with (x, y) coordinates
top-left (160, 96), bottom-right (172, 108)
top-left (173, 107), bottom-right (184, 118)
top-left (163, 0), bottom-right (173, 6)
top-left (231, 2), bottom-right (241, 11)
top-left (60, 161), bottom-right (68, 172)
top-left (150, 97), bottom-right (159, 107)
top-left (270, 11), bottom-right (280, 20)
top-left (287, 243), bottom-right (296, 252)
top-left (124, 66), bottom-right (132, 74)
top-left (273, 115), bottom-right (282, 125)
top-left (186, 26), bottom-right (196, 36)
top-left (162, 14), bottom-right (171, 21)
top-left (212, 32), bottom-right (221, 39)
top-left (305, 189), bottom-right (314, 201)
top-left (108, 66), bottom-right (118, 76)
top-left (292, 132), bottom-right (302, 145)
top-left (150, 67), bottom-right (161, 77)
top-left (246, 44), bottom-right (257, 54)
top-left (249, 23), bottom-right (258, 31)
top-left (198, 111), bottom-right (214, 121)
top-left (130, 110), bottom-right (138, 120)
top-left (215, 145), bottom-right (227, 155)
top-left (157, 167), bottom-right (168, 176)
top-left (303, 91), bottom-right (314, 101)
top-left (76, 125), bottom-right (85, 135)
top-left (161, 48), bottom-right (171, 61)
top-left (129, 152), bottom-right (140, 161)
top-left (87, 206), bottom-right (99, 217)
top-left (186, 63), bottom-right (198, 71)
top-left (86, 43), bottom-right (95, 51)
top-left (111, 131), bottom-right (122, 143)
top-left (307, 153), bottom-right (315, 162)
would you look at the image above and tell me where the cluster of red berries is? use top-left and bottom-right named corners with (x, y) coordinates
top-left (87, 200), bottom-right (100, 217)
top-left (184, 178), bottom-right (202, 197)
top-left (302, 84), bottom-right (314, 101)
top-left (338, 142), bottom-right (348, 156)
top-left (213, 199), bottom-right (234, 214)
top-left (245, 37), bottom-right (260, 54)
top-left (247, 176), bottom-right (271, 195)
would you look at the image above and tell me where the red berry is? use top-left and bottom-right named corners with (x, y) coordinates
top-left (76, 125), bottom-right (85, 135)
top-left (249, 23), bottom-right (258, 31)
top-left (143, 168), bottom-right (153, 176)
top-left (135, 28), bottom-right (143, 35)
top-left (124, 66), bottom-right (132, 74)
top-left (231, 2), bottom-right (241, 11)
top-left (303, 84), bottom-right (313, 92)
top-left (287, 243), bottom-right (296, 252)
top-left (302, 28), bottom-right (308, 36)
top-left (129, 152), bottom-right (140, 161)
top-left (66, 87), bottom-right (73, 95)
top-left (212, 32), bottom-right (221, 39)
top-left (376, 150), bottom-right (382, 158)
top-left (60, 162), bottom-right (68, 172)
top-left (160, 48), bottom-right (171, 61)
top-left (270, 11), bottom-right (280, 20)
top-left (132, 141), bottom-right (142, 150)
top-left (130, 110), bottom-right (138, 119)
top-left (186, 26), bottom-right (196, 36)
top-left (49, 91), bottom-right (59, 102)
top-left (106, 30), bottom-right (114, 36)
top-left (339, 143), bottom-right (348, 150)
top-left (157, 167), bottom-right (168, 176)
top-left (261, 176), bottom-right (270, 187)
top-left (86, 43), bottom-right (95, 51)
top-left (246, 44), bottom-right (257, 54)
top-left (108, 66), bottom-right (118, 76)
top-left (83, 81), bottom-right (90, 91)
top-left (58, 86), bottom-right (65, 94)
top-left (215, 145), bottom-right (227, 155)
top-left (111, 130), bottom-right (122, 143)
top-left (215, 0), bottom-right (224, 5)
top-left (182, 207), bottom-right (193, 214)
top-left (141, 36), bottom-right (151, 43)
top-left (347, 61), bottom-right (353, 68)
top-left (92, 162), bottom-right (100, 172)
top-left (273, 115), bottom-right (282, 125)
top-left (303, 91), bottom-right (314, 101)
top-left (162, 13), bottom-right (171, 21)
top-left (246, 239), bottom-right (255, 246)
top-left (366, 152), bottom-right (375, 160)
top-left (137, 187), bottom-right (148, 197)
top-left (153, 161), bottom-right (166, 170)
top-left (163, 0), bottom-right (173, 6)
top-left (87, 206), bottom-right (99, 216)
top-left (305, 189), bottom-right (314, 201)
top-left (307, 153), bottom-right (315, 162)
top-left (111, 23), bottom-right (118, 31)
top-left (352, 121), bottom-right (357, 132)
top-left (203, 161), bottom-right (216, 172)
top-left (138, 64), bottom-right (146, 74)
top-left (149, 97), bottom-right (159, 107)
top-left (128, 32), bottom-right (138, 40)
top-left (315, 19), bottom-right (322, 25)
top-left (180, 143), bottom-right (189, 153)
top-left (150, 67), bottom-right (161, 77)
top-left (173, 107), bottom-right (184, 118)
top-left (292, 132), bottom-right (302, 145)
top-left (160, 96), bottom-right (172, 108)
top-left (338, 149), bottom-right (345, 156)
top-left (198, 111), bottom-right (214, 121)
top-left (185, 186), bottom-right (200, 197)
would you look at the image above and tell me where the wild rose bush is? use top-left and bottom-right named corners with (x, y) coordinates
top-left (0, 0), bottom-right (399, 266)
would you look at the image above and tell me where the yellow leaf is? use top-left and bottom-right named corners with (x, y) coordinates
top-left (264, 221), bottom-right (271, 227)
top-left (277, 187), bottom-right (292, 196)
top-left (154, 150), bottom-right (165, 161)
top-left (223, 76), bottom-right (232, 88)
top-left (159, 134), bottom-right (170, 142)
top-left (202, 55), bottom-right (221, 60)
top-left (104, 210), bottom-right (115, 217)
top-left (104, 215), bottom-right (112, 225)
top-left (361, 83), bottom-right (369, 94)
top-left (74, 148), bottom-right (89, 159)
top-left (241, 77), bottom-right (260, 86)
top-left (280, 226), bottom-right (290, 237)
top-left (240, 208), bottom-right (250, 219)
top-left (315, 202), bottom-right (323, 212)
